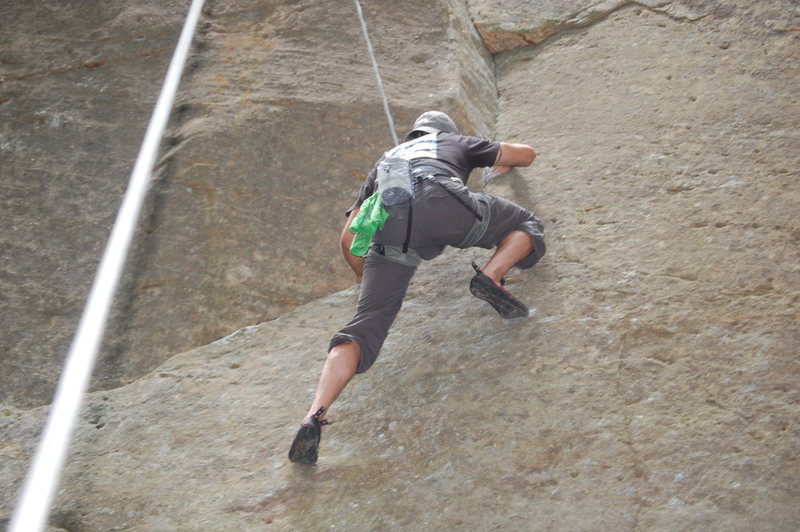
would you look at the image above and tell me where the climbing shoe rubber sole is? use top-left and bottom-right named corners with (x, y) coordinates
top-left (288, 407), bottom-right (327, 465)
top-left (470, 264), bottom-right (529, 319)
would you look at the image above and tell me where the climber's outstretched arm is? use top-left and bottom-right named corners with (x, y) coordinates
top-left (492, 142), bottom-right (537, 174)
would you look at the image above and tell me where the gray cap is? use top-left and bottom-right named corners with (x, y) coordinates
top-left (405, 111), bottom-right (459, 140)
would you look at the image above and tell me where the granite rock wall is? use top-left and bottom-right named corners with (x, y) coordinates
top-left (1, 0), bottom-right (495, 408)
top-left (1, 0), bottom-right (798, 530)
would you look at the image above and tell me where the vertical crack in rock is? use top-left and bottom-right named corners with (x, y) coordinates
top-left (444, 0), bottom-right (500, 137)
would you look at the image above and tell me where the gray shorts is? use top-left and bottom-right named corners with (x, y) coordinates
top-left (371, 177), bottom-right (544, 267)
top-left (330, 250), bottom-right (416, 373)
top-left (330, 178), bottom-right (545, 373)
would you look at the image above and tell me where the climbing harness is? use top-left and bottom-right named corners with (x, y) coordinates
top-left (398, 171), bottom-right (485, 255)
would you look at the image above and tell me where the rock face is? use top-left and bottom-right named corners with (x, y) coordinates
top-left (1, 0), bottom-right (799, 530)
top-left (0, 0), bottom-right (188, 407)
top-left (468, 0), bottom-right (711, 54)
top-left (0, 0), bottom-right (495, 407)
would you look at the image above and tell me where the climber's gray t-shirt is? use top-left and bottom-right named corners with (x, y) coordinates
top-left (346, 132), bottom-right (500, 216)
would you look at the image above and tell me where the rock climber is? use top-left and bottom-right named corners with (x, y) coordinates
top-left (289, 111), bottom-right (545, 464)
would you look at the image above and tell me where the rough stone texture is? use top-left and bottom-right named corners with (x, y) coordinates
top-left (1, 0), bottom-right (799, 530)
top-left (0, 0), bottom-right (495, 407)
top-left (469, 0), bottom-right (716, 54)
top-left (0, 0), bottom-right (187, 407)
top-left (486, 2), bottom-right (799, 529)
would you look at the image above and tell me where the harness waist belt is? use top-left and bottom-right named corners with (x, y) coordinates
top-left (413, 174), bottom-right (484, 222)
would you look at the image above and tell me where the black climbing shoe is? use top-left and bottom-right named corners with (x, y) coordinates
top-left (288, 407), bottom-right (329, 465)
top-left (469, 262), bottom-right (529, 319)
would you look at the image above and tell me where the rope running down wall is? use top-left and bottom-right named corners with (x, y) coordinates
top-left (353, 0), bottom-right (399, 146)
top-left (8, 1), bottom-right (207, 530)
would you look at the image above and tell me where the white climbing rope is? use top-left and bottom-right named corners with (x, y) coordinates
top-left (8, 1), bottom-right (206, 530)
top-left (353, 0), bottom-right (399, 145)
